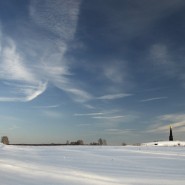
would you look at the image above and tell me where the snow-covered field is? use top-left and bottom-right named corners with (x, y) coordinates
top-left (142, 141), bottom-right (185, 146)
top-left (0, 143), bottom-right (185, 185)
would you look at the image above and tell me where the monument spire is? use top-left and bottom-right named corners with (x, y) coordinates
top-left (169, 125), bottom-right (173, 141)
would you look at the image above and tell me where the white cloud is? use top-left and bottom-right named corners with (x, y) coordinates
top-left (0, 82), bottom-right (47, 102)
top-left (140, 97), bottom-right (168, 102)
top-left (103, 65), bottom-right (123, 84)
top-left (105, 128), bottom-right (135, 135)
top-left (74, 113), bottom-right (104, 116)
top-left (0, 97), bottom-right (22, 102)
top-left (147, 113), bottom-right (185, 133)
top-left (0, 38), bottom-right (47, 102)
top-left (160, 114), bottom-right (185, 122)
top-left (102, 60), bottom-right (128, 84)
top-left (93, 115), bottom-right (125, 119)
top-left (0, 39), bottom-right (36, 83)
top-left (84, 104), bottom-right (95, 109)
top-left (28, 0), bottom-right (91, 103)
top-left (62, 88), bottom-right (92, 103)
top-left (97, 93), bottom-right (132, 100)
top-left (0, 0), bottom-right (92, 104)
top-left (23, 82), bottom-right (47, 101)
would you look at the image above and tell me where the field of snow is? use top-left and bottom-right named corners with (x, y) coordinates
top-left (0, 144), bottom-right (185, 185)
top-left (142, 141), bottom-right (185, 146)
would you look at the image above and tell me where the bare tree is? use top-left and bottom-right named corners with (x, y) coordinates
top-left (90, 142), bottom-right (99, 145)
top-left (122, 142), bottom-right (126, 146)
top-left (98, 138), bottom-right (103, 145)
top-left (98, 138), bottom-right (107, 145)
top-left (70, 140), bottom-right (84, 145)
top-left (76, 140), bottom-right (84, 145)
top-left (102, 139), bottom-right (107, 145)
top-left (1, 136), bottom-right (9, 145)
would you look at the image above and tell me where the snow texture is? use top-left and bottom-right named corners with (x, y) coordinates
top-left (0, 143), bottom-right (185, 185)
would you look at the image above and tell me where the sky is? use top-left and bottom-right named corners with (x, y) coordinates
top-left (1, 0), bottom-right (185, 145)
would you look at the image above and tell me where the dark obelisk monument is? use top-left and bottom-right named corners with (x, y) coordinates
top-left (169, 126), bottom-right (173, 141)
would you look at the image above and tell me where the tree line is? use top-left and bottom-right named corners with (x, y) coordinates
top-left (1, 136), bottom-right (107, 146)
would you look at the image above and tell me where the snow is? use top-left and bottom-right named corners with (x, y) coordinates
top-left (142, 141), bottom-right (185, 146)
top-left (0, 144), bottom-right (185, 185)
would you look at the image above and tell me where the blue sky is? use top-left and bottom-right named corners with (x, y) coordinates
top-left (1, 0), bottom-right (185, 145)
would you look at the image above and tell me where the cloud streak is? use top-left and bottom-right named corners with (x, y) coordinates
top-left (62, 88), bottom-right (92, 103)
top-left (0, 83), bottom-right (47, 102)
top-left (93, 115), bottom-right (125, 119)
top-left (97, 93), bottom-right (132, 100)
top-left (105, 128), bottom-right (135, 135)
top-left (74, 113), bottom-right (104, 116)
top-left (140, 97), bottom-right (168, 102)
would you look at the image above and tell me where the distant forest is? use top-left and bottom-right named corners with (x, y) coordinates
top-left (1, 136), bottom-right (108, 146)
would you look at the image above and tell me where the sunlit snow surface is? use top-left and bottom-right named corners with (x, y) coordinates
top-left (0, 144), bottom-right (185, 185)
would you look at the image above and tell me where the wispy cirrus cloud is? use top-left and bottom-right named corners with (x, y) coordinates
top-left (140, 96), bottom-right (168, 102)
top-left (147, 113), bottom-right (185, 133)
top-left (0, 83), bottom-right (47, 102)
top-left (0, 0), bottom-right (88, 103)
top-left (102, 60), bottom-right (127, 84)
top-left (74, 110), bottom-right (126, 121)
top-left (29, 0), bottom-right (93, 103)
top-left (29, 0), bottom-right (92, 103)
top-left (97, 93), bottom-right (132, 100)
top-left (93, 115), bottom-right (125, 119)
top-left (22, 82), bottom-right (47, 101)
top-left (62, 88), bottom-right (92, 103)
top-left (0, 36), bottom-right (47, 102)
top-left (105, 128), bottom-right (135, 135)
top-left (74, 113), bottom-right (104, 116)
top-left (84, 104), bottom-right (95, 109)
top-left (1, 39), bottom-right (36, 83)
